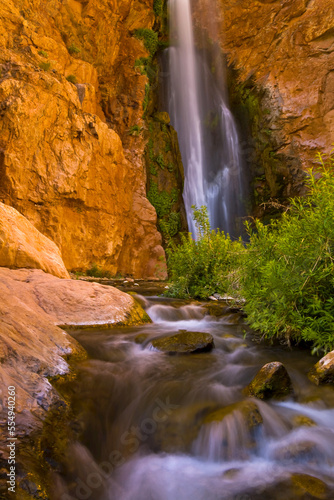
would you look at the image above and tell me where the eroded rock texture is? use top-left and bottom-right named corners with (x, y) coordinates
top-left (0, 0), bottom-right (166, 278)
top-left (220, 0), bottom-right (334, 197)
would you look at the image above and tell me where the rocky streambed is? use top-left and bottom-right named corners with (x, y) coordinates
top-left (50, 295), bottom-right (334, 500)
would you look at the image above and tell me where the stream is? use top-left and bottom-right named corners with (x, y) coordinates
top-left (54, 296), bottom-right (334, 500)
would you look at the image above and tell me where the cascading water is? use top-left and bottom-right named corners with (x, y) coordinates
top-left (53, 295), bottom-right (334, 500)
top-left (166, 0), bottom-right (245, 237)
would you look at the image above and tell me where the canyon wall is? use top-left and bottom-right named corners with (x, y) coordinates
top-left (194, 0), bottom-right (334, 208)
top-left (0, 0), bottom-right (167, 278)
top-left (220, 0), bottom-right (334, 203)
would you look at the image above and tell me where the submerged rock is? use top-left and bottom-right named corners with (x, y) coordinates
top-left (152, 401), bottom-right (219, 453)
top-left (134, 333), bottom-right (150, 345)
top-left (150, 331), bottom-right (214, 355)
top-left (204, 400), bottom-right (263, 430)
top-left (244, 362), bottom-right (293, 400)
top-left (308, 351), bottom-right (334, 385)
top-left (238, 473), bottom-right (331, 500)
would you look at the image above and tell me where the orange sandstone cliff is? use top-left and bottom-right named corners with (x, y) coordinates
top-left (0, 0), bottom-right (167, 278)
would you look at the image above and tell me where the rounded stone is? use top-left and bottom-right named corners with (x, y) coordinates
top-left (244, 361), bottom-right (293, 400)
top-left (150, 331), bottom-right (214, 355)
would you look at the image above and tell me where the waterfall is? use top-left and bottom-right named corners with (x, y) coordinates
top-left (166, 0), bottom-right (246, 238)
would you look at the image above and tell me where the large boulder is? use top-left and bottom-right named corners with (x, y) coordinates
top-left (308, 351), bottom-right (334, 385)
top-left (150, 331), bottom-right (214, 355)
top-left (244, 362), bottom-right (293, 400)
top-left (0, 202), bottom-right (69, 279)
top-left (0, 267), bottom-right (150, 450)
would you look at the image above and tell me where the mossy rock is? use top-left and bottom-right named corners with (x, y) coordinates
top-left (134, 333), bottom-right (150, 344)
top-left (240, 473), bottom-right (331, 500)
top-left (204, 400), bottom-right (263, 430)
top-left (154, 111), bottom-right (170, 124)
top-left (292, 415), bottom-right (316, 428)
top-left (150, 331), bottom-right (214, 354)
top-left (244, 362), bottom-right (293, 400)
top-left (273, 440), bottom-right (320, 462)
top-left (308, 351), bottom-right (334, 386)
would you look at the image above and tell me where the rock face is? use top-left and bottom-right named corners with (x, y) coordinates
top-left (0, 0), bottom-right (167, 278)
top-left (151, 331), bottom-right (214, 354)
top-left (193, 0), bottom-right (334, 207)
top-left (0, 202), bottom-right (70, 279)
top-left (219, 0), bottom-right (334, 198)
top-left (0, 267), bottom-right (150, 447)
top-left (244, 362), bottom-right (293, 400)
top-left (309, 351), bottom-right (334, 385)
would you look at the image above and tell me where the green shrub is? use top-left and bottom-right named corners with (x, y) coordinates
top-left (147, 182), bottom-right (178, 218)
top-left (166, 206), bottom-right (244, 299)
top-left (38, 50), bottom-right (48, 58)
top-left (241, 159), bottom-right (334, 353)
top-left (134, 29), bottom-right (159, 56)
top-left (39, 61), bottom-right (51, 71)
top-left (86, 263), bottom-right (112, 279)
top-left (66, 74), bottom-right (77, 84)
top-left (127, 124), bottom-right (143, 136)
top-left (160, 212), bottom-right (181, 238)
top-left (68, 43), bottom-right (81, 55)
top-left (153, 0), bottom-right (164, 16)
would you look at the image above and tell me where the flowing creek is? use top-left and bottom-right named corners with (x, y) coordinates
top-left (55, 296), bottom-right (334, 499)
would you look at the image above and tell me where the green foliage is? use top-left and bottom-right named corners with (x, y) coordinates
top-left (66, 74), bottom-right (77, 84)
top-left (147, 182), bottom-right (178, 218)
top-left (156, 153), bottom-right (166, 169)
top-left (86, 263), bottom-right (112, 279)
top-left (160, 212), bottom-right (181, 238)
top-left (68, 43), bottom-right (81, 55)
top-left (166, 206), bottom-right (244, 299)
top-left (127, 124), bottom-right (143, 136)
top-left (153, 0), bottom-right (164, 16)
top-left (143, 83), bottom-right (150, 114)
top-left (134, 29), bottom-right (159, 57)
top-left (241, 160), bottom-right (334, 353)
top-left (39, 61), bottom-right (51, 71)
top-left (38, 50), bottom-right (48, 58)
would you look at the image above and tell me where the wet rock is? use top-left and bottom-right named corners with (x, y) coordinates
top-left (241, 473), bottom-right (331, 500)
top-left (151, 401), bottom-right (219, 453)
top-left (204, 400), bottom-right (263, 430)
top-left (134, 333), bottom-right (149, 345)
top-left (273, 441), bottom-right (320, 462)
top-left (150, 331), bottom-right (214, 355)
top-left (244, 362), bottom-right (293, 400)
top-left (308, 351), bottom-right (334, 386)
top-left (292, 415), bottom-right (316, 428)
top-left (153, 111), bottom-right (171, 124)
top-left (0, 266), bottom-right (150, 448)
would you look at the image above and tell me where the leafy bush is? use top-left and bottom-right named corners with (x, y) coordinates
top-left (241, 160), bottom-right (334, 353)
top-left (66, 74), bottom-right (77, 84)
top-left (147, 182), bottom-right (178, 219)
top-left (134, 29), bottom-right (159, 57)
top-left (166, 206), bottom-right (244, 299)
top-left (68, 43), bottom-right (81, 55)
top-left (86, 263), bottom-right (112, 279)
top-left (160, 212), bottom-right (181, 238)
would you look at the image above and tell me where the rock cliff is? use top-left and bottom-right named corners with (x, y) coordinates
top-left (193, 0), bottom-right (334, 208)
top-left (220, 0), bottom-right (334, 202)
top-left (0, 0), bottom-right (167, 278)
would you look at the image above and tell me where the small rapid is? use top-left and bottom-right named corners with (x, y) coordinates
top-left (54, 296), bottom-right (334, 500)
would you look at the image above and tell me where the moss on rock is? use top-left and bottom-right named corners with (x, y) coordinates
top-left (244, 361), bottom-right (293, 400)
